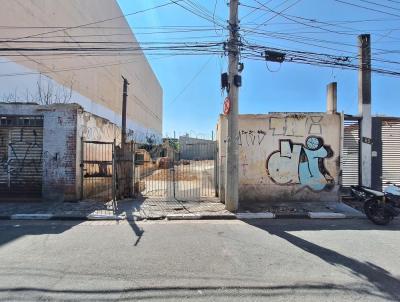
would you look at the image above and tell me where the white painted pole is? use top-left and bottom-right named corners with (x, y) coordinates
top-left (358, 34), bottom-right (372, 187)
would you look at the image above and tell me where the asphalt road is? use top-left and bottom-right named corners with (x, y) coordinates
top-left (0, 218), bottom-right (399, 301)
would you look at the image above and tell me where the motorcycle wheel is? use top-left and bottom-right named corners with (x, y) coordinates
top-left (364, 198), bottom-right (393, 225)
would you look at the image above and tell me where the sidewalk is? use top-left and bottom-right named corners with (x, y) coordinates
top-left (0, 197), bottom-right (364, 220)
top-left (0, 197), bottom-right (234, 220)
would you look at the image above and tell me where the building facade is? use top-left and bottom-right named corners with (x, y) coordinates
top-left (0, 102), bottom-right (129, 202)
top-left (0, 0), bottom-right (162, 143)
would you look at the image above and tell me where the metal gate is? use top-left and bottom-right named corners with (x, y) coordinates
top-left (80, 139), bottom-right (116, 203)
top-left (134, 140), bottom-right (217, 199)
top-left (0, 116), bottom-right (43, 200)
top-left (342, 118), bottom-right (360, 188)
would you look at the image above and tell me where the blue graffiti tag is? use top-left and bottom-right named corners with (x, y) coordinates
top-left (266, 136), bottom-right (334, 191)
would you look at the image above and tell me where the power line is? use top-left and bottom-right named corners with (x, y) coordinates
top-left (359, 0), bottom-right (400, 13)
top-left (169, 56), bottom-right (213, 104)
top-left (169, 0), bottom-right (225, 28)
top-left (242, 42), bottom-right (400, 77)
top-left (251, 0), bottom-right (303, 31)
top-left (240, 0), bottom-right (274, 21)
top-left (2, 1), bottom-right (182, 43)
top-left (334, 0), bottom-right (400, 18)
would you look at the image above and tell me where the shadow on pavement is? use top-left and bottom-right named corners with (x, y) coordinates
top-left (0, 220), bottom-right (82, 247)
top-left (245, 219), bottom-right (400, 301)
top-left (118, 198), bottom-right (144, 246)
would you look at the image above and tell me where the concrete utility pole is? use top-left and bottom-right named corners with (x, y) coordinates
top-left (358, 34), bottom-right (372, 187)
top-left (121, 76), bottom-right (130, 146)
top-left (225, 0), bottom-right (240, 211)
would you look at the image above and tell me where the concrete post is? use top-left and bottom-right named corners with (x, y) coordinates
top-left (225, 0), bottom-right (240, 212)
top-left (121, 76), bottom-right (129, 146)
top-left (326, 82), bottom-right (337, 114)
top-left (358, 34), bottom-right (372, 187)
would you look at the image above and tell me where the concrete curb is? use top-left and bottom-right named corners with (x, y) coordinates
top-left (308, 212), bottom-right (347, 219)
top-left (0, 211), bottom-right (365, 221)
top-left (275, 213), bottom-right (309, 219)
top-left (86, 213), bottom-right (125, 220)
top-left (236, 212), bottom-right (275, 219)
top-left (166, 214), bottom-right (202, 220)
top-left (10, 214), bottom-right (53, 220)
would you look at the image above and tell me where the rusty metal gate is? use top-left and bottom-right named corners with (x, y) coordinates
top-left (0, 115), bottom-right (43, 200)
top-left (80, 139), bottom-right (134, 213)
top-left (134, 140), bottom-right (217, 199)
top-left (80, 139), bottom-right (116, 204)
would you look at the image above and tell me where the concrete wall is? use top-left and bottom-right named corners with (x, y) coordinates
top-left (38, 104), bottom-right (79, 202)
top-left (0, 0), bottom-right (162, 143)
top-left (217, 113), bottom-right (342, 203)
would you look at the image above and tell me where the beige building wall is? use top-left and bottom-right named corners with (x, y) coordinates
top-left (0, 0), bottom-right (162, 142)
top-left (217, 113), bottom-right (342, 203)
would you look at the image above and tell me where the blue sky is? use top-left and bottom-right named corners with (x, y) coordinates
top-left (117, 0), bottom-right (400, 139)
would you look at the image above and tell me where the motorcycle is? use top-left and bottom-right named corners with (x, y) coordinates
top-left (350, 183), bottom-right (400, 225)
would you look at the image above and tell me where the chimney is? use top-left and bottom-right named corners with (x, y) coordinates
top-left (326, 82), bottom-right (337, 114)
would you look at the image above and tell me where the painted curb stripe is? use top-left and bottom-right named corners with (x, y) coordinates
top-left (86, 214), bottom-right (125, 220)
top-left (308, 212), bottom-right (346, 219)
top-left (11, 214), bottom-right (53, 220)
top-left (236, 212), bottom-right (275, 219)
top-left (166, 214), bottom-right (201, 220)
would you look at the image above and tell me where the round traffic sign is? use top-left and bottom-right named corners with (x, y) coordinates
top-left (223, 97), bottom-right (231, 115)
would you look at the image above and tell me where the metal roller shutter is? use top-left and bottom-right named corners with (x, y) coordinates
top-left (382, 120), bottom-right (400, 189)
top-left (342, 120), bottom-right (360, 187)
top-left (0, 116), bottom-right (43, 200)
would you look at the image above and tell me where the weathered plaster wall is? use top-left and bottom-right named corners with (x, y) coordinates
top-left (218, 113), bottom-right (341, 203)
top-left (39, 104), bottom-right (79, 202)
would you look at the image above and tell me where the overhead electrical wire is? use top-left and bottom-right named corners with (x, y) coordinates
top-left (2, 1), bottom-right (183, 43)
top-left (169, 56), bottom-right (213, 104)
top-left (358, 0), bottom-right (400, 13)
top-left (334, 0), bottom-right (400, 18)
top-left (242, 42), bottom-right (400, 77)
top-left (251, 0), bottom-right (303, 31)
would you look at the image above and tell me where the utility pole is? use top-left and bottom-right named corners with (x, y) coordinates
top-left (225, 0), bottom-right (240, 211)
top-left (358, 34), bottom-right (372, 187)
top-left (119, 76), bottom-right (133, 198)
top-left (121, 76), bottom-right (130, 146)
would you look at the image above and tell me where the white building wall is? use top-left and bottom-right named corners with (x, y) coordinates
top-left (0, 0), bottom-right (162, 143)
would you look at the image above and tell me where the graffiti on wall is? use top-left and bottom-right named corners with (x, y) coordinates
top-left (0, 129), bottom-right (43, 191)
top-left (266, 136), bottom-right (334, 191)
top-left (228, 116), bottom-right (325, 147)
top-left (269, 115), bottom-right (323, 137)
top-left (236, 130), bottom-right (266, 147)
